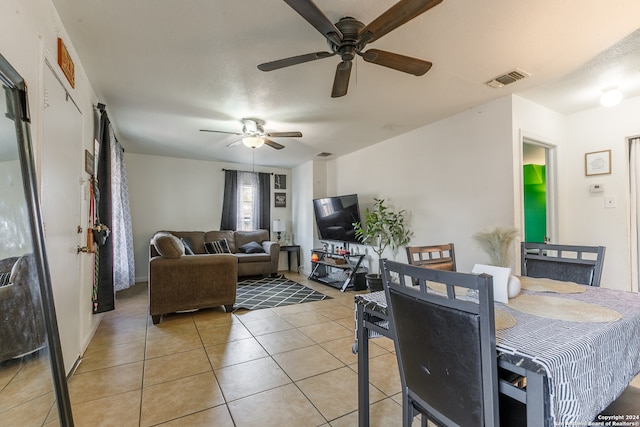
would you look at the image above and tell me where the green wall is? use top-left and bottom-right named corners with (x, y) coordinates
top-left (523, 164), bottom-right (546, 243)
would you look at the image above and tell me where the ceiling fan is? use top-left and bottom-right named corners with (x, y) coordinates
top-left (257, 0), bottom-right (442, 98)
top-left (200, 118), bottom-right (302, 150)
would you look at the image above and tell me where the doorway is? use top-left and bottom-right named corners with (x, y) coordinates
top-left (522, 138), bottom-right (557, 244)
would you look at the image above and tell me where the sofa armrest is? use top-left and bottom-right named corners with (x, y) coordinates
top-left (262, 241), bottom-right (280, 274)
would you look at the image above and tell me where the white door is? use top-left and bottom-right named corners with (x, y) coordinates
top-left (41, 62), bottom-right (83, 374)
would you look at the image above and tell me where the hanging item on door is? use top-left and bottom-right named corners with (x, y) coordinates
top-left (92, 223), bottom-right (110, 246)
top-left (87, 175), bottom-right (96, 253)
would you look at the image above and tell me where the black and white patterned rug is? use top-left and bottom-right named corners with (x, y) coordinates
top-left (234, 276), bottom-right (331, 310)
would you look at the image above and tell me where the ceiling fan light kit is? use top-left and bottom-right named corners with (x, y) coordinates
top-left (258, 0), bottom-right (443, 97)
top-left (242, 136), bottom-right (265, 148)
top-left (200, 118), bottom-right (302, 150)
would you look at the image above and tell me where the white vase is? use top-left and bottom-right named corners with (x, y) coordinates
top-left (508, 275), bottom-right (521, 298)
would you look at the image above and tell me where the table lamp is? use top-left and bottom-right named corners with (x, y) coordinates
top-left (273, 219), bottom-right (285, 243)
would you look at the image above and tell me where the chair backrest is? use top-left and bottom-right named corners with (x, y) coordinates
top-left (381, 259), bottom-right (499, 427)
top-left (521, 242), bottom-right (606, 286)
top-left (405, 244), bottom-right (456, 271)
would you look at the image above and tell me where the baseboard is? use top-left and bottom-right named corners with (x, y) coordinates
top-left (135, 275), bottom-right (148, 283)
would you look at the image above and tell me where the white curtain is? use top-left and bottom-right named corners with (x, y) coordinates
top-left (110, 128), bottom-right (135, 291)
top-left (236, 171), bottom-right (261, 231)
top-left (629, 137), bottom-right (640, 292)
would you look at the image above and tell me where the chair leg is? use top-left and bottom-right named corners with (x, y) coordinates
top-left (403, 393), bottom-right (414, 427)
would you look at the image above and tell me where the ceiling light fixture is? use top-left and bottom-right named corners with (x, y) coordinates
top-left (242, 136), bottom-right (264, 148)
top-left (600, 88), bottom-right (623, 107)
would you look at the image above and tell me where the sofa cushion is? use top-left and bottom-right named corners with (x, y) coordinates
top-left (168, 231), bottom-right (207, 254)
top-left (205, 231), bottom-right (236, 253)
top-left (238, 241), bottom-right (265, 254)
top-left (154, 233), bottom-right (185, 258)
top-left (0, 272), bottom-right (10, 287)
top-left (181, 238), bottom-right (195, 255)
top-left (205, 238), bottom-right (231, 254)
top-left (234, 230), bottom-right (269, 249)
top-left (235, 252), bottom-right (271, 263)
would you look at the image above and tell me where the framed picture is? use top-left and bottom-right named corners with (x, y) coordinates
top-left (585, 150), bottom-right (611, 176)
top-left (274, 192), bottom-right (286, 208)
top-left (275, 174), bottom-right (287, 190)
top-left (84, 149), bottom-right (94, 175)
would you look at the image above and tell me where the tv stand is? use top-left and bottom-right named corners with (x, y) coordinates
top-left (309, 249), bottom-right (366, 292)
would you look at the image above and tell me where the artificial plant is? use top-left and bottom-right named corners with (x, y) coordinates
top-left (353, 198), bottom-right (413, 276)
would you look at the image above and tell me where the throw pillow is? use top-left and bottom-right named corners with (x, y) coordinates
top-left (0, 272), bottom-right (11, 287)
top-left (9, 255), bottom-right (25, 284)
top-left (205, 238), bottom-right (231, 254)
top-left (153, 233), bottom-right (185, 258)
top-left (181, 237), bottom-right (195, 255)
top-left (238, 241), bottom-right (265, 254)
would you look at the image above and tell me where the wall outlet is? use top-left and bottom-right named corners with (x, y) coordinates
top-left (604, 195), bottom-right (617, 208)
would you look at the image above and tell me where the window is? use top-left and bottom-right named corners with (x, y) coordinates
top-left (221, 170), bottom-right (270, 231)
top-left (238, 172), bottom-right (260, 230)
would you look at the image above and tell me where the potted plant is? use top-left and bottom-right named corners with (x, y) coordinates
top-left (354, 198), bottom-right (413, 291)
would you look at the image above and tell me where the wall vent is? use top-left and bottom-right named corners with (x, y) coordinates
top-left (316, 152), bottom-right (333, 157)
top-left (486, 68), bottom-right (530, 88)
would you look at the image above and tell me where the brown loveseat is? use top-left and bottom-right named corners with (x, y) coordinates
top-left (148, 229), bottom-right (280, 324)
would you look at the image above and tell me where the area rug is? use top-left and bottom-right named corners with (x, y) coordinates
top-left (234, 276), bottom-right (331, 310)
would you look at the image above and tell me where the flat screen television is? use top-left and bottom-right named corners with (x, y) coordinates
top-left (313, 194), bottom-right (362, 243)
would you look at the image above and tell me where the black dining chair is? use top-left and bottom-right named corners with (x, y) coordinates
top-left (381, 259), bottom-right (500, 427)
top-left (521, 242), bottom-right (606, 286)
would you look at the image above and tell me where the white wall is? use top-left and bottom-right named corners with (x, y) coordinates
top-left (560, 96), bottom-right (640, 290)
top-left (125, 152), bottom-right (292, 280)
top-left (0, 0), bottom-right (102, 357)
top-left (324, 96), bottom-right (516, 274)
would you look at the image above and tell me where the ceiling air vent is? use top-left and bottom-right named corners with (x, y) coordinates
top-left (316, 152), bottom-right (333, 157)
top-left (486, 68), bottom-right (530, 88)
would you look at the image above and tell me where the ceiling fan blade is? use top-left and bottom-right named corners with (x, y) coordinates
top-left (361, 49), bottom-right (432, 76)
top-left (331, 61), bottom-right (352, 98)
top-left (258, 51), bottom-right (334, 71)
top-left (226, 139), bottom-right (242, 148)
top-left (267, 131), bottom-right (302, 138)
top-left (200, 129), bottom-right (243, 135)
top-left (263, 138), bottom-right (285, 150)
top-left (283, 0), bottom-right (343, 45)
top-left (358, 0), bottom-right (443, 45)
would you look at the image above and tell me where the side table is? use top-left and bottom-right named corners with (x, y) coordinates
top-left (279, 245), bottom-right (301, 272)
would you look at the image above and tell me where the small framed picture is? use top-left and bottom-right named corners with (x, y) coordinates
top-left (84, 149), bottom-right (94, 175)
top-left (274, 192), bottom-right (286, 208)
top-left (275, 174), bottom-right (287, 190)
top-left (585, 150), bottom-right (611, 176)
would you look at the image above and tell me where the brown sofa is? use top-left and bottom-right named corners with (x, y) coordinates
top-left (148, 229), bottom-right (280, 324)
top-left (150, 229), bottom-right (280, 277)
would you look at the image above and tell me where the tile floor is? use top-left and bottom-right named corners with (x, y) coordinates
top-left (69, 273), bottom-right (407, 427)
top-left (2, 272), bottom-right (639, 426)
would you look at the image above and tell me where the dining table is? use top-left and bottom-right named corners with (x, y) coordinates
top-left (354, 278), bottom-right (640, 427)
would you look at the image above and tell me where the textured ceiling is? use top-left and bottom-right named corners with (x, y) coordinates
top-left (51, 0), bottom-right (640, 168)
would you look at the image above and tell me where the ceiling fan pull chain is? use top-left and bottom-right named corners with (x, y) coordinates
top-left (355, 56), bottom-right (358, 87)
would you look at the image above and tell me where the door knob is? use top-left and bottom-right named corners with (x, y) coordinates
top-left (77, 246), bottom-right (88, 253)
